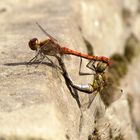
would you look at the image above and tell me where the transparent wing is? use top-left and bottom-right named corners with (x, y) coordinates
top-left (90, 93), bottom-right (106, 119)
top-left (36, 22), bottom-right (58, 42)
top-left (87, 91), bottom-right (98, 109)
top-left (81, 83), bottom-right (123, 118)
top-left (100, 83), bottom-right (123, 107)
top-left (81, 91), bottom-right (106, 119)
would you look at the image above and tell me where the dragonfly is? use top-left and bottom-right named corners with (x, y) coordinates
top-left (67, 59), bottom-right (123, 109)
top-left (28, 22), bottom-right (111, 66)
top-left (62, 59), bottom-right (123, 134)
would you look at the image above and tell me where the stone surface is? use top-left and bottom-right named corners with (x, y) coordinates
top-left (0, 0), bottom-right (140, 140)
top-left (121, 56), bottom-right (140, 139)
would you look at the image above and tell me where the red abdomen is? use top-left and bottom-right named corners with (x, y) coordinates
top-left (61, 47), bottom-right (111, 65)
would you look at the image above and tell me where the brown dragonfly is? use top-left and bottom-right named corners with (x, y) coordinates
top-left (67, 59), bottom-right (123, 109)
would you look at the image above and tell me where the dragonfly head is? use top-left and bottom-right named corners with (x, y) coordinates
top-left (96, 62), bottom-right (108, 73)
top-left (28, 38), bottom-right (40, 51)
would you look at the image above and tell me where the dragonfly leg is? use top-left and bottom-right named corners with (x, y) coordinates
top-left (45, 55), bottom-right (53, 64)
top-left (34, 54), bottom-right (61, 70)
top-left (86, 60), bottom-right (96, 71)
top-left (47, 56), bottom-right (62, 71)
top-left (27, 54), bottom-right (39, 67)
top-left (34, 54), bottom-right (46, 68)
top-left (79, 58), bottom-right (95, 76)
top-left (29, 55), bottom-right (37, 63)
top-left (27, 49), bottom-right (41, 66)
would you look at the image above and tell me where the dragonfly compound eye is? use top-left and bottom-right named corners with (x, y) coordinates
top-left (96, 62), bottom-right (107, 73)
top-left (28, 38), bottom-right (39, 50)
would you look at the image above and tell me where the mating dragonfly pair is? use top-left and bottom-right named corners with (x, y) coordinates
top-left (28, 23), bottom-right (122, 109)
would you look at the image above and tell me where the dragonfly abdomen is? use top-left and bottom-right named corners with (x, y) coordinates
top-left (61, 47), bottom-right (110, 65)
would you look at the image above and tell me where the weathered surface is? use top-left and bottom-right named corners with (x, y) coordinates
top-left (0, 0), bottom-right (140, 140)
top-left (121, 56), bottom-right (140, 139)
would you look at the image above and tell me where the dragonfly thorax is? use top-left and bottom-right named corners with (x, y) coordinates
top-left (40, 39), bottom-right (61, 56)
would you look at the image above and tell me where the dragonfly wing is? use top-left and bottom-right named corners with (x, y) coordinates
top-left (36, 22), bottom-right (58, 42)
top-left (87, 91), bottom-right (98, 109)
top-left (81, 91), bottom-right (97, 111)
top-left (93, 93), bottom-right (106, 120)
top-left (100, 84), bottom-right (123, 107)
top-left (85, 92), bottom-right (106, 120)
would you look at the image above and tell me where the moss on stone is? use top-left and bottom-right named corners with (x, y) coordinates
top-left (124, 34), bottom-right (140, 62)
top-left (109, 53), bottom-right (128, 80)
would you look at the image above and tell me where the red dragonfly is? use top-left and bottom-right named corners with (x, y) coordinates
top-left (28, 22), bottom-right (111, 66)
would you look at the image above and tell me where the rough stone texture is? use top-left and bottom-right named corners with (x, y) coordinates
top-left (121, 56), bottom-right (140, 139)
top-left (80, 0), bottom-right (126, 56)
top-left (0, 0), bottom-right (140, 140)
